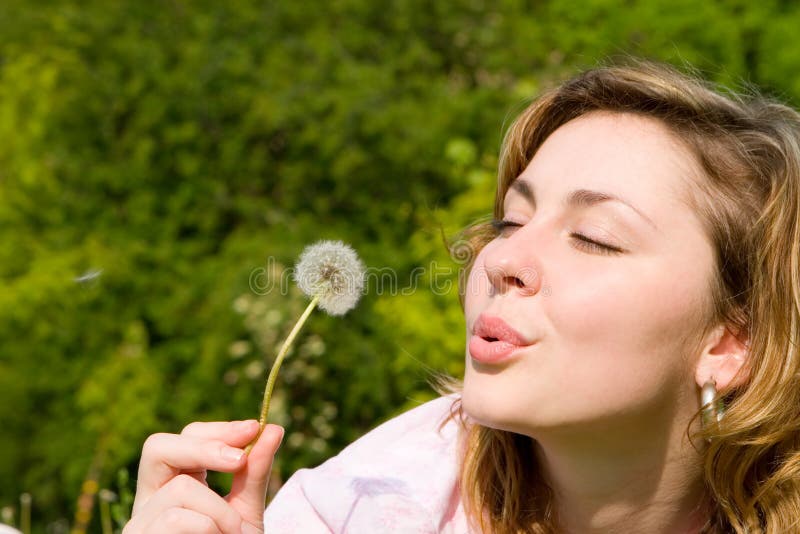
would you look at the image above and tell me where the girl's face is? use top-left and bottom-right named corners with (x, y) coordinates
top-left (462, 111), bottom-right (716, 437)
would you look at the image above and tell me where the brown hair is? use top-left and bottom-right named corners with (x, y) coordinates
top-left (440, 56), bottom-right (800, 533)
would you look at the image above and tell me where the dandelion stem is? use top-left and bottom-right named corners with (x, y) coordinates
top-left (245, 293), bottom-right (321, 454)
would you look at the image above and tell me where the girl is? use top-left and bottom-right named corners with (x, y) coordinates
top-left (124, 57), bottom-right (800, 533)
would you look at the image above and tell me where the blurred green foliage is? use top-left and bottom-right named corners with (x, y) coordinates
top-left (2, 0), bottom-right (800, 531)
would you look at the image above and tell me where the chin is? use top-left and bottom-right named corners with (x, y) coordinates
top-left (461, 370), bottom-right (582, 437)
top-left (460, 376), bottom-right (535, 435)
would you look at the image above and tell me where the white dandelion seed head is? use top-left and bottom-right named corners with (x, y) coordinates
top-left (294, 240), bottom-right (366, 316)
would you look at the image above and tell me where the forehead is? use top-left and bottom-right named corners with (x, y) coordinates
top-left (509, 111), bottom-right (704, 229)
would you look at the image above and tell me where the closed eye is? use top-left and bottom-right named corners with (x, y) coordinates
top-left (490, 219), bottom-right (624, 256)
top-left (490, 219), bottom-right (523, 233)
top-left (569, 233), bottom-right (624, 255)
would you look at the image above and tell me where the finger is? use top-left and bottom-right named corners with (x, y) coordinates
top-left (143, 507), bottom-right (222, 534)
top-left (137, 474), bottom-right (241, 534)
top-left (183, 470), bottom-right (208, 486)
top-left (227, 424), bottom-right (284, 529)
top-left (134, 430), bottom-right (253, 513)
top-left (181, 420), bottom-right (260, 447)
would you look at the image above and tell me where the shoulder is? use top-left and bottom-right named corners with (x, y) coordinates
top-left (264, 394), bottom-right (470, 533)
top-left (334, 393), bottom-right (460, 459)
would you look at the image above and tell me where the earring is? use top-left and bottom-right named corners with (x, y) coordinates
top-left (701, 379), bottom-right (725, 430)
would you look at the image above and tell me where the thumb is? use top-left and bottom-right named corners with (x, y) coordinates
top-left (226, 424), bottom-right (285, 532)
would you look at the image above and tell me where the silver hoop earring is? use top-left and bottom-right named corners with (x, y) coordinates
top-left (701, 379), bottom-right (725, 430)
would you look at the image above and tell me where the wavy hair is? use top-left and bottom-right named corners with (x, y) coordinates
top-left (439, 57), bottom-right (800, 533)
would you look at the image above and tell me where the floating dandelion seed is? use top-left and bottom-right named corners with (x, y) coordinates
top-left (245, 240), bottom-right (366, 453)
top-left (74, 269), bottom-right (103, 285)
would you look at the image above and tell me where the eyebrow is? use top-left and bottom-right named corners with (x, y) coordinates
top-left (510, 179), bottom-right (659, 232)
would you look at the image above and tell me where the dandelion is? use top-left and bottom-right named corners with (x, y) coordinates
top-left (19, 494), bottom-right (30, 534)
top-left (98, 490), bottom-right (116, 534)
top-left (245, 240), bottom-right (365, 453)
top-left (294, 240), bottom-right (365, 315)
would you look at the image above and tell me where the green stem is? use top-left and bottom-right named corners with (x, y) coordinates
top-left (245, 294), bottom-right (320, 453)
top-left (99, 497), bottom-right (112, 534)
top-left (20, 494), bottom-right (30, 534)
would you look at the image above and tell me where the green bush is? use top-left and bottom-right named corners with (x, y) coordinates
top-left (1, 0), bottom-right (798, 531)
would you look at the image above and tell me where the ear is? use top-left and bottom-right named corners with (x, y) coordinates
top-left (694, 323), bottom-right (749, 392)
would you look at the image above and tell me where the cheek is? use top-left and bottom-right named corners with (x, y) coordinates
top-left (544, 257), bottom-right (708, 378)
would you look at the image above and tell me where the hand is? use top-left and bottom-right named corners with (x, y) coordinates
top-left (123, 420), bottom-right (284, 533)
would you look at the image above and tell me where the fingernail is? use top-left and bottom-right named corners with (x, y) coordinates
top-left (221, 446), bottom-right (245, 462)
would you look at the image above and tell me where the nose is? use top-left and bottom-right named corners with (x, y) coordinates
top-left (482, 231), bottom-right (543, 296)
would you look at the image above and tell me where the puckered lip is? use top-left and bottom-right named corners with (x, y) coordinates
top-left (472, 314), bottom-right (534, 346)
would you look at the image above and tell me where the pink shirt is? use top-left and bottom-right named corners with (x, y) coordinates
top-left (263, 395), bottom-right (474, 533)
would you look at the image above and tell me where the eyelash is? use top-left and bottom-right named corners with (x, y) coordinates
top-left (490, 219), bottom-right (624, 256)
